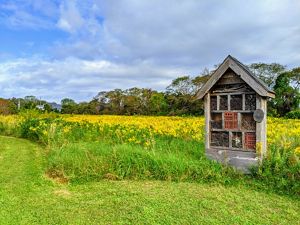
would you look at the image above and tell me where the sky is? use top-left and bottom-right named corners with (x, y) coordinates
top-left (0, 0), bottom-right (299, 102)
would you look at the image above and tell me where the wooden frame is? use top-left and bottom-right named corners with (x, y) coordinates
top-left (208, 92), bottom-right (256, 151)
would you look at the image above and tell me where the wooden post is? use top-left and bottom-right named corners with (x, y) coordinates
top-left (256, 95), bottom-right (267, 158)
top-left (204, 93), bottom-right (210, 150)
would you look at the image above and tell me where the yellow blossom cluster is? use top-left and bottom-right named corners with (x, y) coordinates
top-left (267, 117), bottom-right (300, 152)
top-left (0, 115), bottom-right (21, 135)
top-left (0, 115), bottom-right (299, 153)
top-left (64, 115), bottom-right (205, 142)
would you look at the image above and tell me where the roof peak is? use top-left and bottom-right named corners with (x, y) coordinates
top-left (195, 55), bottom-right (275, 99)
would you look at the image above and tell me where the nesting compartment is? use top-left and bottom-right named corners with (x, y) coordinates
top-left (219, 95), bottom-right (228, 110)
top-left (209, 91), bottom-right (256, 151)
top-left (230, 94), bottom-right (243, 110)
top-left (210, 96), bottom-right (217, 111)
top-left (211, 113), bottom-right (222, 129)
top-left (245, 94), bottom-right (256, 110)
top-left (211, 131), bottom-right (229, 147)
top-left (241, 113), bottom-right (256, 131)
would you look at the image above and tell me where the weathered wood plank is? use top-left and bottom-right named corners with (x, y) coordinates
top-left (256, 95), bottom-right (267, 159)
top-left (210, 92), bottom-right (255, 96)
top-left (204, 93), bottom-right (210, 149)
top-left (216, 69), bottom-right (245, 85)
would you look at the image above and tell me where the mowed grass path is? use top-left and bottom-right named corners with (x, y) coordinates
top-left (0, 136), bottom-right (299, 225)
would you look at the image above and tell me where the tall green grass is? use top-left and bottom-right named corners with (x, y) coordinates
top-left (47, 139), bottom-right (240, 184)
top-left (0, 112), bottom-right (299, 196)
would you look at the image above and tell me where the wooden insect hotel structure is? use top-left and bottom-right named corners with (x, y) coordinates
top-left (196, 55), bottom-right (275, 172)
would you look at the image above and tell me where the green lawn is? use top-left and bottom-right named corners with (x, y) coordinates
top-left (0, 136), bottom-right (299, 225)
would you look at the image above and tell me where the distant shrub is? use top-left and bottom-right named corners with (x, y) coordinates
top-left (0, 122), bottom-right (4, 133)
top-left (285, 110), bottom-right (300, 119)
top-left (19, 118), bottom-right (47, 142)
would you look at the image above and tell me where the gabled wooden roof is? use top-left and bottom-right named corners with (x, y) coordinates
top-left (196, 55), bottom-right (275, 99)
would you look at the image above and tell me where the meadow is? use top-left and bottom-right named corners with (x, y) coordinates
top-left (0, 112), bottom-right (299, 195)
top-left (0, 112), bottom-right (300, 224)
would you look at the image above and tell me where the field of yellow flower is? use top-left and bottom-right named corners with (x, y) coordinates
top-left (267, 117), bottom-right (300, 154)
top-left (64, 115), bottom-right (205, 141)
top-left (0, 114), bottom-right (299, 155)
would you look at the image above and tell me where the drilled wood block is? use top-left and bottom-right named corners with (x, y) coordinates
top-left (210, 96), bottom-right (217, 111)
top-left (230, 94), bottom-right (243, 110)
top-left (211, 131), bottom-right (229, 147)
top-left (219, 95), bottom-right (228, 110)
top-left (241, 113), bottom-right (256, 131)
top-left (245, 94), bottom-right (256, 110)
top-left (211, 113), bottom-right (222, 129)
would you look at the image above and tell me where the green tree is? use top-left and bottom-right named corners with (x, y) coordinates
top-left (106, 89), bottom-right (124, 114)
top-left (61, 98), bottom-right (77, 114)
top-left (167, 76), bottom-right (196, 95)
top-left (22, 96), bottom-right (38, 109)
top-left (43, 103), bottom-right (52, 112)
top-left (289, 67), bottom-right (300, 89)
top-left (149, 92), bottom-right (168, 115)
top-left (273, 72), bottom-right (300, 116)
top-left (0, 98), bottom-right (17, 115)
top-left (249, 63), bottom-right (286, 88)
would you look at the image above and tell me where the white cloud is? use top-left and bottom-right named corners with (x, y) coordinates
top-left (3, 9), bottom-right (52, 29)
top-left (95, 0), bottom-right (300, 67)
top-left (0, 0), bottom-right (57, 29)
top-left (0, 0), bottom-right (300, 102)
top-left (57, 0), bottom-right (84, 33)
top-left (49, 0), bottom-right (300, 68)
top-left (0, 57), bottom-right (187, 102)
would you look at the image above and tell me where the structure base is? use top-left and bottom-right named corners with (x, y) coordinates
top-left (206, 148), bottom-right (259, 174)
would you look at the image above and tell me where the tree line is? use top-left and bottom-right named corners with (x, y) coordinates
top-left (0, 63), bottom-right (299, 117)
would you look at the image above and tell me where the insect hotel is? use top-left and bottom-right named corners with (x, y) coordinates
top-left (196, 55), bottom-right (275, 172)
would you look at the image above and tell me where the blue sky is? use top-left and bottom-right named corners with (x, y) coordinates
top-left (0, 0), bottom-right (299, 102)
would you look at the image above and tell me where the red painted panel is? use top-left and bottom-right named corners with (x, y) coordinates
top-left (224, 112), bottom-right (238, 129)
top-left (245, 132), bottom-right (256, 150)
